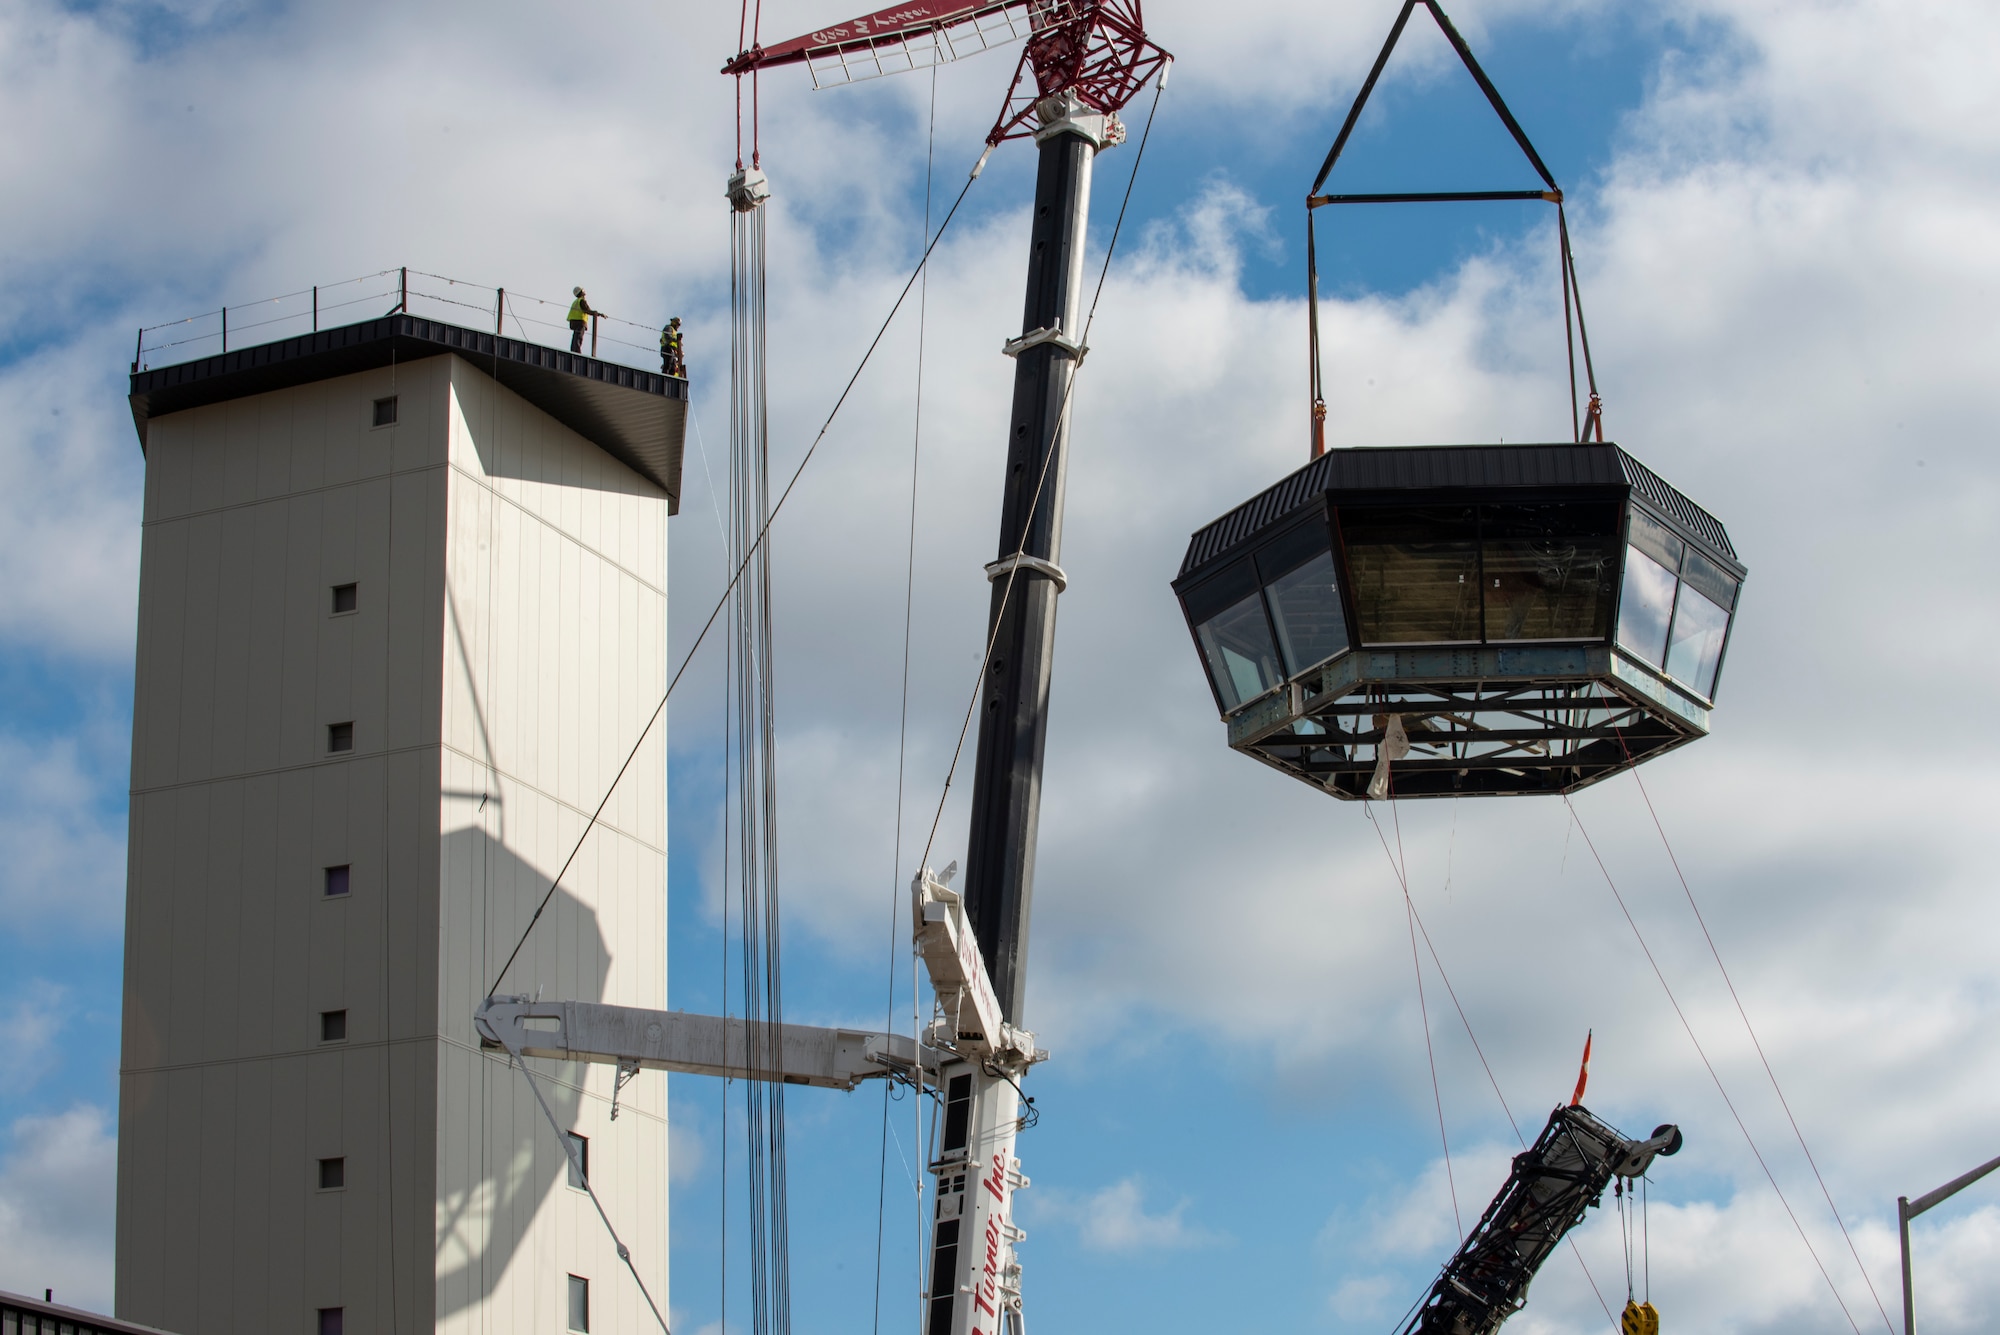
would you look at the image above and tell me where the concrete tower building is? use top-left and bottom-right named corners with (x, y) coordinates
top-left (116, 314), bottom-right (686, 1335)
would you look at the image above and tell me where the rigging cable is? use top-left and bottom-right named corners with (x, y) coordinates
top-left (875, 59), bottom-right (942, 1335)
top-left (505, 1053), bottom-right (671, 1332)
top-left (1364, 803), bottom-right (1620, 1328)
top-left (482, 161), bottom-right (985, 1001)
top-left (1558, 205), bottom-right (1604, 443)
top-left (690, 401), bottom-right (734, 1335)
top-left (917, 67), bottom-right (1170, 874)
top-left (1374, 799), bottom-right (1461, 1239)
top-left (730, 137), bottom-right (791, 1335)
top-left (1563, 795), bottom-right (1866, 1334)
top-left (1620, 762), bottom-right (1896, 1332)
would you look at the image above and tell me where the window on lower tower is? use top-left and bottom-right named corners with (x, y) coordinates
top-left (568, 1275), bottom-right (590, 1333)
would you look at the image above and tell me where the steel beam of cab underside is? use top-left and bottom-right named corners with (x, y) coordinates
top-left (1173, 442), bottom-right (1747, 799)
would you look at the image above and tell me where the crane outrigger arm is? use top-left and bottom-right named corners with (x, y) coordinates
top-left (474, 997), bottom-right (939, 1091)
top-left (474, 865), bottom-right (1045, 1335)
top-left (473, 869), bottom-right (1040, 1090)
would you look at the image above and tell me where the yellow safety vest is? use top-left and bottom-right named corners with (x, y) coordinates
top-left (568, 298), bottom-right (590, 322)
top-left (662, 328), bottom-right (682, 352)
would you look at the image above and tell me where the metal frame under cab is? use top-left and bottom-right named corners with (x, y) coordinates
top-left (1173, 444), bottom-right (1746, 799)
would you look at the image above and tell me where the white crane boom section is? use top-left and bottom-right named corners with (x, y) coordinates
top-left (475, 999), bottom-right (935, 1091)
top-left (472, 870), bottom-right (1039, 1088)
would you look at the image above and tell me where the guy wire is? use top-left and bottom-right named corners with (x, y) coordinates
top-left (1564, 796), bottom-right (1864, 1334)
top-left (1364, 803), bottom-right (1618, 1327)
top-left (484, 156), bottom-right (986, 1001)
top-left (876, 58), bottom-right (941, 1335)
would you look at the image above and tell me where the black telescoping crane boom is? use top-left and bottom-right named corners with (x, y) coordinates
top-left (1400, 1104), bottom-right (1681, 1335)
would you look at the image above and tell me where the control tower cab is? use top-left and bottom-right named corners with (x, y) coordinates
top-left (1174, 442), bottom-right (1744, 799)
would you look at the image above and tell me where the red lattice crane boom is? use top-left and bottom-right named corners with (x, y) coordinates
top-left (723, 0), bottom-right (1167, 144)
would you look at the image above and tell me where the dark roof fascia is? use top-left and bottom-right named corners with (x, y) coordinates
top-left (1615, 447), bottom-right (1742, 575)
top-left (0, 1288), bottom-right (185, 1335)
top-left (128, 314), bottom-right (688, 509)
top-left (1178, 442), bottom-right (1739, 580)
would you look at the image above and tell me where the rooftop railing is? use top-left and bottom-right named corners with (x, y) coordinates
top-left (132, 267), bottom-right (677, 376)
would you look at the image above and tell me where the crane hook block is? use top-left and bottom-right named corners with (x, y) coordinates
top-left (1620, 1301), bottom-right (1660, 1335)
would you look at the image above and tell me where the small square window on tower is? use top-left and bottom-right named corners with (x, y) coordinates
top-left (317, 1157), bottom-right (345, 1190)
top-left (317, 1308), bottom-right (344, 1335)
top-left (331, 583), bottom-right (357, 615)
top-left (567, 1275), bottom-right (590, 1333)
top-left (565, 1131), bottom-right (588, 1190)
top-left (327, 722), bottom-right (353, 753)
top-left (320, 1010), bottom-right (347, 1042)
top-left (372, 395), bottom-right (398, 427)
top-left (324, 864), bottom-right (350, 897)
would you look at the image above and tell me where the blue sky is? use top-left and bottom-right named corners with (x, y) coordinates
top-left (5, 1), bottom-right (2000, 1332)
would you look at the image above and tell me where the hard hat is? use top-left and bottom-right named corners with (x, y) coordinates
top-left (669, 316), bottom-right (681, 326)
top-left (573, 286), bottom-right (584, 296)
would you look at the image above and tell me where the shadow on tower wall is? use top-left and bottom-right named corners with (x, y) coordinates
top-left (431, 824), bottom-right (613, 1327)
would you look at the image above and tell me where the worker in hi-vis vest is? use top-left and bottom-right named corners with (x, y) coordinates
top-left (660, 317), bottom-right (684, 377)
top-left (567, 287), bottom-right (600, 353)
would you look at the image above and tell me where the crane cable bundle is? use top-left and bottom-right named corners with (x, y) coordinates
top-left (1615, 1173), bottom-right (1659, 1334)
top-left (728, 3), bottom-right (794, 1329)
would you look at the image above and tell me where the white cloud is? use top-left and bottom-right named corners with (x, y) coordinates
top-left (1328, 1271), bottom-right (1398, 1325)
top-left (669, 1116), bottom-right (707, 1188)
top-left (0, 727), bottom-right (128, 933)
top-left (1037, 1175), bottom-right (1222, 1255)
top-left (0, 1105), bottom-right (117, 1316)
top-left (0, 334), bottom-right (143, 660)
top-left (0, 982), bottom-right (68, 1090)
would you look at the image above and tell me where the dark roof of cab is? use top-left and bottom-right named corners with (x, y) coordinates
top-left (1178, 442), bottom-right (1737, 579)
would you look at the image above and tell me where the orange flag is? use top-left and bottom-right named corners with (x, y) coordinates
top-left (1570, 1030), bottom-right (1593, 1106)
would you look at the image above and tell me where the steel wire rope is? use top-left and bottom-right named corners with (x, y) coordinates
top-left (916, 68), bottom-right (1169, 877)
top-left (695, 401), bottom-right (735, 1335)
top-left (679, 398), bottom-right (739, 1335)
top-left (481, 162), bottom-right (985, 1002)
top-left (1642, 1175), bottom-right (1649, 1304)
top-left (1562, 795), bottom-right (1866, 1334)
top-left (417, 270), bottom-right (671, 339)
top-left (137, 268), bottom-right (398, 333)
top-left (505, 1052), bottom-right (672, 1332)
top-left (1618, 1178), bottom-right (1634, 1301)
top-left (874, 58), bottom-right (941, 1335)
top-left (138, 270), bottom-right (402, 356)
top-left (1372, 799), bottom-right (1462, 1239)
top-left (1558, 206), bottom-right (1604, 442)
top-left (730, 147), bottom-right (793, 1335)
top-left (1363, 802), bottom-right (1621, 1329)
top-left (1619, 759), bottom-right (1896, 1333)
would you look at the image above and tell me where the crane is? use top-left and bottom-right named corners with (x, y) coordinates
top-left (1398, 1104), bottom-right (1681, 1335)
top-left (480, 6), bottom-right (1171, 1335)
